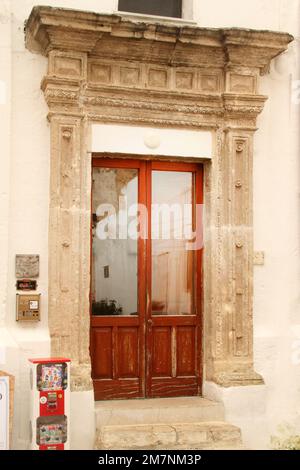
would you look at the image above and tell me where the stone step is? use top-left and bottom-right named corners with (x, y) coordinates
top-left (95, 421), bottom-right (243, 450)
top-left (95, 397), bottom-right (225, 427)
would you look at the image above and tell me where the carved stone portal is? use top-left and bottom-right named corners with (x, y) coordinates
top-left (25, 6), bottom-right (293, 391)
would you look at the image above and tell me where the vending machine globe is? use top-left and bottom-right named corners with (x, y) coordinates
top-left (29, 358), bottom-right (70, 450)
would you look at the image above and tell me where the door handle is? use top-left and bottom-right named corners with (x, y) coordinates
top-left (147, 319), bottom-right (153, 326)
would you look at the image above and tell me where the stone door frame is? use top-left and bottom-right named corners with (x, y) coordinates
top-left (25, 6), bottom-right (293, 392)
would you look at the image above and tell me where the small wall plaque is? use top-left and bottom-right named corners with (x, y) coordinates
top-left (15, 255), bottom-right (39, 279)
top-left (16, 279), bottom-right (37, 291)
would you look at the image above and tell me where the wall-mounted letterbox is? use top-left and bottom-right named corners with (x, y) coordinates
top-left (16, 294), bottom-right (41, 322)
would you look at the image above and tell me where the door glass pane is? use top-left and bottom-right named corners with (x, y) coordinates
top-left (92, 167), bottom-right (138, 316)
top-left (151, 171), bottom-right (195, 316)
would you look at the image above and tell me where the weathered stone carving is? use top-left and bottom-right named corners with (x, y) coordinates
top-left (15, 255), bottom-right (39, 279)
top-left (25, 6), bottom-right (293, 391)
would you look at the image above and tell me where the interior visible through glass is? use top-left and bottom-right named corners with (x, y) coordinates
top-left (92, 167), bottom-right (138, 316)
top-left (151, 171), bottom-right (195, 316)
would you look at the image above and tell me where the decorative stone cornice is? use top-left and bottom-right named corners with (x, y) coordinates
top-left (25, 6), bottom-right (293, 130)
top-left (26, 6), bottom-right (293, 74)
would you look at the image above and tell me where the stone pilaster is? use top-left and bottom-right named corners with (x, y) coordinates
top-left (205, 125), bottom-right (263, 387)
top-left (49, 114), bottom-right (92, 391)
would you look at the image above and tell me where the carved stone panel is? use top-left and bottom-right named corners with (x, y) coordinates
top-left (228, 73), bottom-right (257, 94)
top-left (48, 51), bottom-right (87, 79)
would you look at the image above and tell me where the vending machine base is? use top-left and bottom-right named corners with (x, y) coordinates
top-left (29, 358), bottom-right (70, 450)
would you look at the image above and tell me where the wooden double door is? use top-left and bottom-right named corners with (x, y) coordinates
top-left (90, 158), bottom-right (203, 400)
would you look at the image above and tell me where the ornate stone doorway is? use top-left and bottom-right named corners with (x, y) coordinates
top-left (25, 6), bottom-right (293, 394)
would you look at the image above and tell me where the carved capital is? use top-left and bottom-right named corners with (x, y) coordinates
top-left (223, 93), bottom-right (267, 119)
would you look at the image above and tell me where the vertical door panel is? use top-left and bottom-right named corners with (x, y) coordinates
top-left (176, 326), bottom-right (196, 377)
top-left (91, 159), bottom-right (146, 400)
top-left (91, 327), bottom-right (113, 379)
top-left (152, 326), bottom-right (172, 377)
top-left (117, 327), bottom-right (139, 378)
top-left (147, 162), bottom-right (203, 398)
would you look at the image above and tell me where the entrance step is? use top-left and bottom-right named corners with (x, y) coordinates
top-left (95, 397), bottom-right (225, 427)
top-left (95, 397), bottom-right (244, 450)
top-left (95, 422), bottom-right (243, 450)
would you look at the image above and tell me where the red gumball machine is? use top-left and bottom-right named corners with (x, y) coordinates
top-left (29, 358), bottom-right (71, 450)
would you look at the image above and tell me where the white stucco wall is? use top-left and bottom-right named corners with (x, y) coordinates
top-left (0, 0), bottom-right (299, 450)
top-left (252, 31), bottom-right (300, 445)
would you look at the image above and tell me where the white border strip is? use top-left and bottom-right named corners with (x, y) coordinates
top-left (92, 124), bottom-right (212, 159)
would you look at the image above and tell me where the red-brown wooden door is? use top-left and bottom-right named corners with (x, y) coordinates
top-left (90, 158), bottom-right (203, 400)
